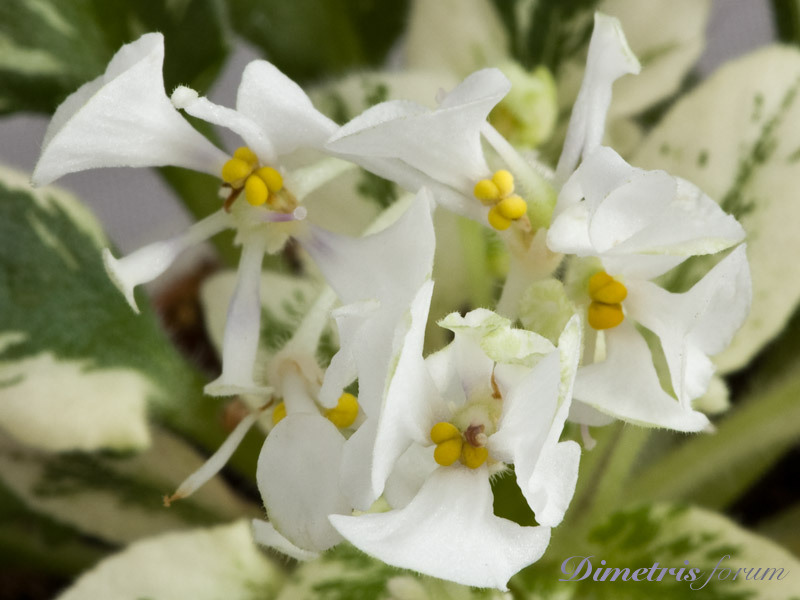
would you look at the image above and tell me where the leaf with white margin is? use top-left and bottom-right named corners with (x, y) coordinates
top-left (0, 428), bottom-right (257, 545)
top-left (57, 521), bottom-right (282, 600)
top-left (632, 46), bottom-right (800, 372)
top-left (277, 544), bottom-right (508, 600)
top-left (517, 503), bottom-right (799, 599)
top-left (0, 0), bottom-right (229, 115)
top-left (404, 0), bottom-right (509, 77)
top-left (0, 166), bottom-right (168, 451)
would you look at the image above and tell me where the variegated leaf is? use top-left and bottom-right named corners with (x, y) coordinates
top-left (57, 521), bottom-right (283, 600)
top-left (633, 46), bottom-right (800, 372)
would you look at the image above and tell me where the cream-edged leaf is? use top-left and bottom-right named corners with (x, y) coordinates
top-left (633, 46), bottom-right (800, 372)
top-left (0, 428), bottom-right (257, 545)
top-left (404, 0), bottom-right (509, 77)
top-left (57, 521), bottom-right (282, 600)
top-left (0, 166), bottom-right (214, 452)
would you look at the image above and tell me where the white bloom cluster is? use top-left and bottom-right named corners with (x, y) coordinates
top-left (33, 13), bottom-right (750, 591)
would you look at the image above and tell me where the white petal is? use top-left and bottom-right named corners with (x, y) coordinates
top-left (383, 444), bottom-right (437, 509)
top-left (521, 316), bottom-right (582, 526)
top-left (237, 60), bottom-right (338, 156)
top-left (489, 327), bottom-right (582, 529)
top-left (555, 13), bottom-right (641, 184)
top-left (301, 190), bottom-right (435, 312)
top-left (257, 414), bottom-right (351, 552)
top-left (251, 519), bottom-right (319, 561)
top-left (317, 301), bottom-right (376, 408)
top-left (626, 245), bottom-right (751, 406)
top-left (33, 33), bottom-right (227, 186)
top-left (586, 167), bottom-right (745, 258)
top-left (367, 281), bottom-right (441, 504)
top-left (303, 190), bottom-right (436, 418)
top-left (573, 321), bottom-right (709, 431)
top-left (206, 236), bottom-right (271, 397)
top-left (329, 70), bottom-right (510, 194)
top-left (103, 210), bottom-right (230, 313)
top-left (330, 467), bottom-right (551, 590)
top-left (171, 86), bottom-right (276, 164)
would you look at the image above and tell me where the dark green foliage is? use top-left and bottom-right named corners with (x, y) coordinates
top-left (0, 0), bottom-right (230, 115)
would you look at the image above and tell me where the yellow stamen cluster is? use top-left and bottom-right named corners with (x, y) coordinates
top-left (587, 271), bottom-right (627, 330)
top-left (221, 147), bottom-right (283, 207)
top-left (430, 421), bottom-right (489, 469)
top-left (473, 170), bottom-right (528, 231)
top-left (325, 392), bottom-right (359, 429)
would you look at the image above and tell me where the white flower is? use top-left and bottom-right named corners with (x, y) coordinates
top-left (327, 67), bottom-right (557, 234)
top-left (33, 32), bottom-right (432, 400)
top-left (546, 14), bottom-right (751, 431)
top-left (255, 190), bottom-right (437, 551)
top-left (330, 289), bottom-right (582, 589)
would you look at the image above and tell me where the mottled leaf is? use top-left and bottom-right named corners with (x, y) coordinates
top-left (0, 0), bottom-right (229, 114)
top-left (633, 46), bottom-right (800, 372)
top-left (57, 521), bottom-right (283, 600)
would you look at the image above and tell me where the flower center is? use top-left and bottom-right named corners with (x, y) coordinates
top-left (430, 420), bottom-right (490, 470)
top-left (271, 392), bottom-right (360, 429)
top-left (473, 169), bottom-right (528, 231)
top-left (587, 271), bottom-right (627, 330)
top-left (220, 146), bottom-right (291, 212)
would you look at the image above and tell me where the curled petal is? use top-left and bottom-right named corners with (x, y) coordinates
top-left (104, 210), bottom-right (230, 313)
top-left (33, 33), bottom-right (227, 186)
top-left (237, 61), bottom-right (338, 156)
top-left (329, 69), bottom-right (510, 194)
top-left (171, 86), bottom-right (276, 165)
top-left (257, 414), bottom-right (351, 552)
top-left (626, 245), bottom-right (751, 406)
top-left (252, 519), bottom-right (319, 562)
top-left (573, 321), bottom-right (709, 431)
top-left (205, 236), bottom-right (271, 397)
top-left (555, 13), bottom-right (641, 184)
top-left (330, 467), bottom-right (551, 591)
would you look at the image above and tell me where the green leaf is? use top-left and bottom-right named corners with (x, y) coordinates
top-left (278, 544), bottom-right (504, 600)
top-left (626, 362), bottom-right (800, 511)
top-left (0, 0), bottom-right (230, 115)
top-left (523, 504), bottom-right (799, 599)
top-left (0, 428), bottom-right (258, 545)
top-left (772, 0), bottom-right (800, 46)
top-left (228, 0), bottom-right (410, 84)
top-left (57, 521), bottom-right (283, 600)
top-left (632, 45), bottom-right (800, 373)
top-left (0, 165), bottom-right (264, 475)
top-left (0, 480), bottom-right (107, 576)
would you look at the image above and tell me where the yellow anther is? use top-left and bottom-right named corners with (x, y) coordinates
top-left (272, 401), bottom-right (287, 426)
top-left (496, 195), bottom-right (527, 220)
top-left (434, 438), bottom-right (463, 467)
top-left (221, 157), bottom-right (252, 186)
top-left (461, 444), bottom-right (489, 469)
top-left (488, 206), bottom-right (512, 231)
top-left (492, 170), bottom-right (515, 197)
top-left (233, 146), bottom-right (258, 166)
top-left (325, 392), bottom-right (359, 428)
top-left (588, 301), bottom-right (624, 330)
top-left (244, 174), bottom-right (268, 206)
top-left (474, 179), bottom-right (501, 204)
top-left (430, 421), bottom-right (461, 444)
top-left (256, 166), bottom-right (283, 193)
top-left (588, 271), bottom-right (627, 304)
